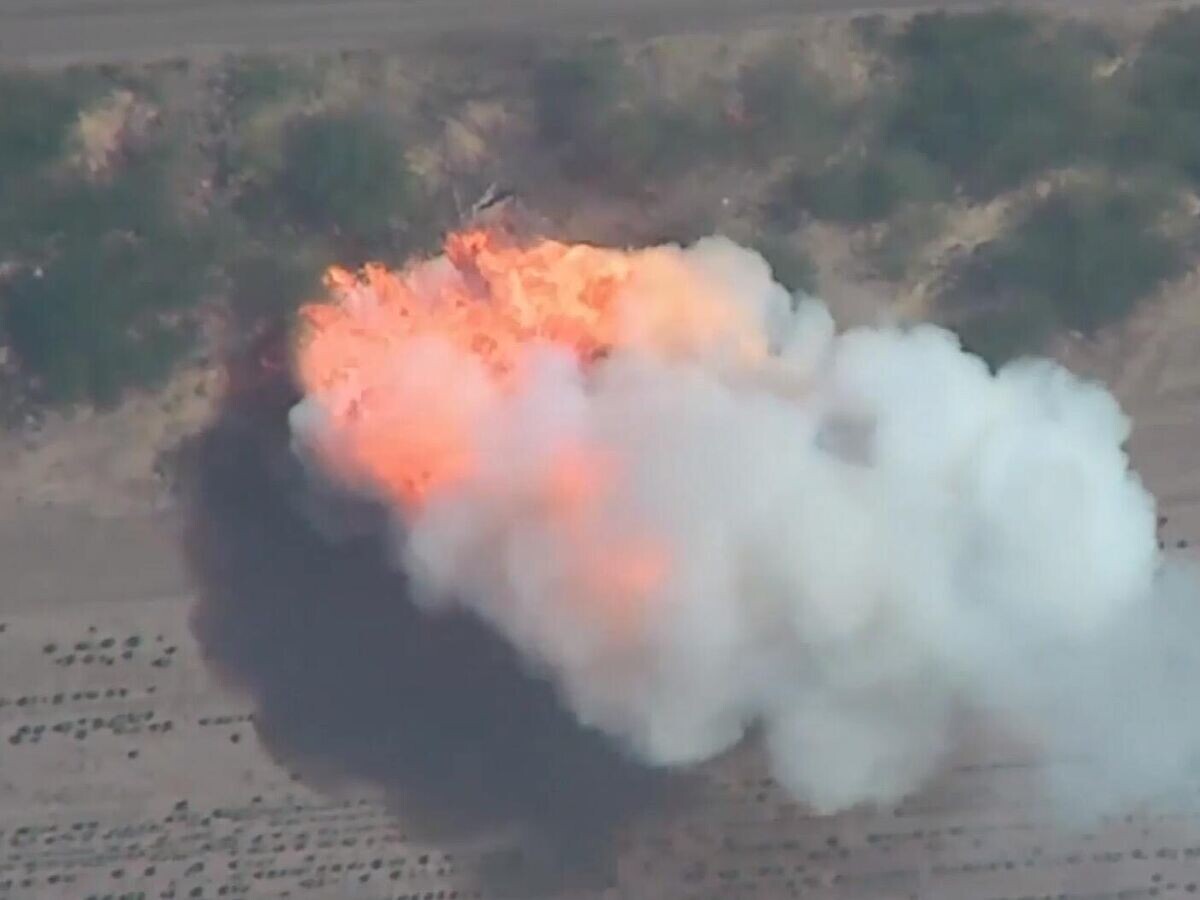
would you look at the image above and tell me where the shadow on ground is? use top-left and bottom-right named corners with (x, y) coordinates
top-left (178, 329), bottom-right (692, 895)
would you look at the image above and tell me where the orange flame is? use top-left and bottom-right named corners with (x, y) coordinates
top-left (294, 228), bottom-right (764, 509)
top-left (297, 229), bottom-right (627, 395)
top-left (290, 228), bottom-right (779, 632)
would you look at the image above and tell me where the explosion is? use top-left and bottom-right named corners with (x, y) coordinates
top-left (291, 226), bottom-right (1200, 815)
top-left (294, 228), bottom-right (771, 507)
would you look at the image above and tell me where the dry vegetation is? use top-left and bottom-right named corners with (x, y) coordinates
top-left (1, 6), bottom-right (1199, 422)
top-left (3, 12), bottom-right (1200, 899)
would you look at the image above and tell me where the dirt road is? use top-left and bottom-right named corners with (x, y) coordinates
top-left (0, 0), bottom-right (1182, 65)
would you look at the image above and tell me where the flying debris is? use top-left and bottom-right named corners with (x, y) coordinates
top-left (470, 183), bottom-right (515, 217)
top-left (461, 183), bottom-right (526, 235)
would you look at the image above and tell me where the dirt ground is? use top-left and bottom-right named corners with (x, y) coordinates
top-left (0, 0), bottom-right (1186, 66)
top-left (3, 6), bottom-right (1200, 897)
top-left (1, 273), bottom-right (1199, 898)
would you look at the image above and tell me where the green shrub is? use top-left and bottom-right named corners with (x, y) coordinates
top-left (953, 293), bottom-right (1059, 370)
top-left (4, 229), bottom-right (206, 406)
top-left (1114, 10), bottom-right (1200, 182)
top-left (532, 42), bottom-right (730, 188)
top-left (885, 11), bottom-right (1103, 197)
top-left (24, 148), bottom-right (175, 244)
top-left (735, 50), bottom-right (842, 164)
top-left (1, 143), bottom-right (211, 406)
top-left (779, 148), bottom-right (949, 225)
top-left (227, 247), bottom-right (326, 328)
top-left (533, 42), bottom-right (838, 185)
top-left (600, 102), bottom-right (727, 186)
top-left (224, 56), bottom-right (310, 121)
top-left (0, 70), bottom-right (87, 199)
top-left (272, 111), bottom-right (416, 254)
top-left (532, 41), bottom-right (628, 149)
top-left (945, 182), bottom-right (1184, 364)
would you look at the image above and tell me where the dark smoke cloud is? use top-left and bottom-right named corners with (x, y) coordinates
top-left (179, 331), bottom-right (693, 893)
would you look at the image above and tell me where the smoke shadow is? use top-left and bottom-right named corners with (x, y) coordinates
top-left (178, 330), bottom-right (692, 894)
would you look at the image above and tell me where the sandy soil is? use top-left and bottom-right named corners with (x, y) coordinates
top-left (1, 6), bottom-right (1200, 898)
top-left (0, 0), bottom-right (1190, 65)
top-left (0, 270), bottom-right (1197, 899)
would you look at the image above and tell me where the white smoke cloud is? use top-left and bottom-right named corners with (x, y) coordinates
top-left (290, 235), bottom-right (1199, 817)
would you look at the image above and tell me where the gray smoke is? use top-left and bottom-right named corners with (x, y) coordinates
top-left (291, 236), bottom-right (1198, 818)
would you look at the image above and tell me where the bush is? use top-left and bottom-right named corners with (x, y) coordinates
top-left (532, 41), bottom-right (628, 149)
top-left (945, 182), bottom-right (1184, 364)
top-left (0, 68), bottom-right (117, 249)
top-left (0, 70), bottom-right (88, 199)
top-left (227, 247), bottom-right (326, 328)
top-left (603, 102), bottom-right (727, 186)
top-left (272, 111), bottom-right (416, 254)
top-left (224, 56), bottom-right (311, 122)
top-left (21, 147), bottom-right (176, 245)
top-left (953, 293), bottom-right (1060, 370)
top-left (532, 41), bottom-right (730, 188)
top-left (885, 11), bottom-right (1103, 197)
top-left (1, 145), bottom-right (212, 406)
top-left (4, 231), bottom-right (205, 405)
top-left (1114, 10), bottom-right (1200, 182)
top-left (735, 50), bottom-right (842, 164)
top-left (785, 147), bottom-right (949, 225)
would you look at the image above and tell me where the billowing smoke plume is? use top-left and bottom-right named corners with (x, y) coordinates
top-left (289, 229), bottom-right (1199, 816)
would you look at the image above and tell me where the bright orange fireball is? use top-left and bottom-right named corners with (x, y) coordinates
top-left (293, 227), bottom-right (763, 509)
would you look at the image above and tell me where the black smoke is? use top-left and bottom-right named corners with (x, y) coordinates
top-left (179, 329), bottom-right (692, 894)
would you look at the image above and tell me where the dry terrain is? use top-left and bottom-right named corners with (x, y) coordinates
top-left (1, 288), bottom-right (1200, 899)
top-left (0, 0), bottom-right (1185, 64)
top-left (3, 4), bottom-right (1200, 900)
